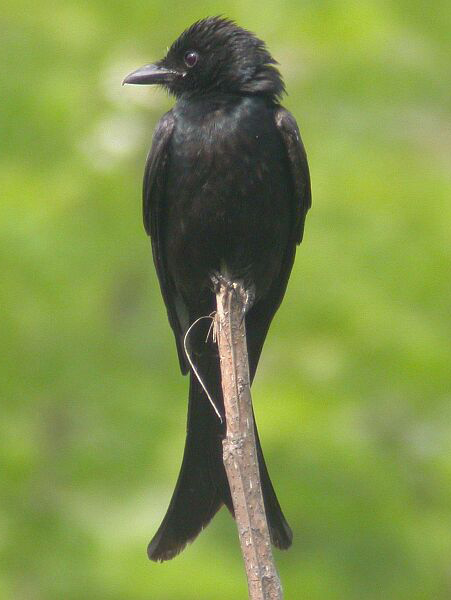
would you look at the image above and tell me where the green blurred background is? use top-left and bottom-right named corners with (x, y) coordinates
top-left (2, 1), bottom-right (451, 598)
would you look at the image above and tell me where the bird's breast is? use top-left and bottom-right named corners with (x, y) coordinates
top-left (164, 97), bottom-right (292, 301)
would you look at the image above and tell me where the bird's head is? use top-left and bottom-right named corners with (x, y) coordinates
top-left (123, 17), bottom-right (284, 101)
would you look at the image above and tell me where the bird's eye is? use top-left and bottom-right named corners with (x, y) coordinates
top-left (184, 51), bottom-right (199, 68)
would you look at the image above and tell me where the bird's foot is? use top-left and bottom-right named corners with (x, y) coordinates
top-left (237, 284), bottom-right (255, 326)
top-left (241, 285), bottom-right (255, 318)
top-left (211, 273), bottom-right (254, 325)
top-left (211, 272), bottom-right (234, 294)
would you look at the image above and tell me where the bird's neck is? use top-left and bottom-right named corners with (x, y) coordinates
top-left (175, 92), bottom-right (273, 115)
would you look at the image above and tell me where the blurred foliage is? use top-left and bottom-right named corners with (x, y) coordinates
top-left (1, 1), bottom-right (451, 598)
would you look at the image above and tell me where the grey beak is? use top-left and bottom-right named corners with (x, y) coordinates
top-left (122, 63), bottom-right (176, 86)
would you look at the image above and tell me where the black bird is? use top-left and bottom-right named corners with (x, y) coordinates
top-left (124, 16), bottom-right (311, 562)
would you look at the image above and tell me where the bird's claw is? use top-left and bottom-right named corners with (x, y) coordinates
top-left (240, 286), bottom-right (255, 325)
top-left (211, 272), bottom-right (234, 294)
top-left (211, 273), bottom-right (254, 327)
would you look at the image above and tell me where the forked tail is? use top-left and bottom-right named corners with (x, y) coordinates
top-left (148, 332), bottom-right (292, 561)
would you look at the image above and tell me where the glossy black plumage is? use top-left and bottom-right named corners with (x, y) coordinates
top-left (124, 16), bottom-right (311, 561)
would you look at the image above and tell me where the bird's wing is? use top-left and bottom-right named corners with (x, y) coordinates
top-left (245, 107), bottom-right (312, 379)
top-left (274, 106), bottom-right (312, 244)
top-left (143, 110), bottom-right (189, 374)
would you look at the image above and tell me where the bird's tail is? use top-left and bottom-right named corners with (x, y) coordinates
top-left (147, 330), bottom-right (292, 561)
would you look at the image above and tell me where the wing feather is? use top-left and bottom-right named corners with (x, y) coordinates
top-left (275, 106), bottom-right (311, 244)
top-left (143, 111), bottom-right (189, 374)
top-left (245, 106), bottom-right (312, 377)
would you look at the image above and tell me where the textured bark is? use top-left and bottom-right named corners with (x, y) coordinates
top-left (215, 281), bottom-right (283, 600)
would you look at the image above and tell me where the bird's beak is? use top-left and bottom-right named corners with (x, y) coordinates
top-left (122, 63), bottom-right (176, 86)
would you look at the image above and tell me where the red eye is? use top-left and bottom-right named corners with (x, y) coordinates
top-left (184, 51), bottom-right (199, 68)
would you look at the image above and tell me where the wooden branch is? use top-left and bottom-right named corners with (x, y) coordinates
top-left (215, 281), bottom-right (283, 600)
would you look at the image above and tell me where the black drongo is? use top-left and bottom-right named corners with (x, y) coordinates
top-left (124, 16), bottom-right (311, 562)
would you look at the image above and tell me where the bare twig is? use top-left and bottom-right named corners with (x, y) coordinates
top-left (215, 281), bottom-right (283, 600)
